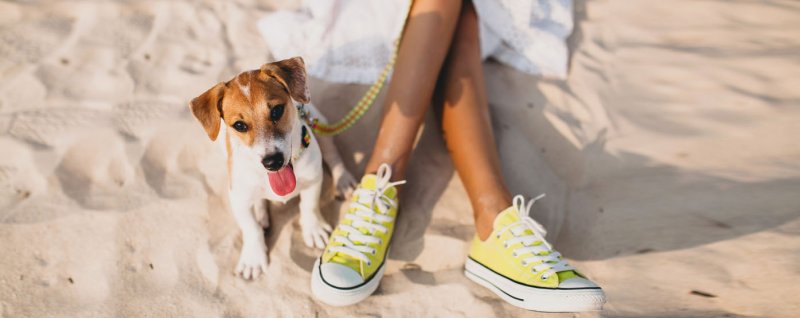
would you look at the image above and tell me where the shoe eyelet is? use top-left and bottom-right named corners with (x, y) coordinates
top-left (372, 250), bottom-right (377, 255)
top-left (511, 252), bottom-right (518, 257)
top-left (541, 275), bottom-right (549, 280)
top-left (521, 261), bottom-right (528, 266)
top-left (367, 261), bottom-right (373, 266)
top-left (503, 243), bottom-right (509, 248)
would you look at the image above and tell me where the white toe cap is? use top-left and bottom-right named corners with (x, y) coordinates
top-left (558, 277), bottom-right (600, 289)
top-left (319, 263), bottom-right (364, 288)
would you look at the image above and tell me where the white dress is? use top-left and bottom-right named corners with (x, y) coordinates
top-left (257, 0), bottom-right (573, 84)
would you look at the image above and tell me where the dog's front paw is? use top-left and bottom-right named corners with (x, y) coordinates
top-left (235, 239), bottom-right (268, 280)
top-left (331, 164), bottom-right (357, 199)
top-left (300, 216), bottom-right (332, 249)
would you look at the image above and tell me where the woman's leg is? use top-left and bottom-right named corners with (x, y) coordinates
top-left (364, 0), bottom-right (510, 238)
top-left (312, 1), bottom-right (465, 304)
top-left (440, 1), bottom-right (512, 240)
top-left (440, 7), bottom-right (607, 308)
top-left (363, 0), bottom-right (463, 179)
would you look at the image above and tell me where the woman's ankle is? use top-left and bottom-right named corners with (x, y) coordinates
top-left (473, 195), bottom-right (513, 241)
top-left (475, 213), bottom-right (496, 241)
top-left (364, 158), bottom-right (407, 182)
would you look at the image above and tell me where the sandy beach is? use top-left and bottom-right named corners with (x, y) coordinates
top-left (1, 0), bottom-right (798, 317)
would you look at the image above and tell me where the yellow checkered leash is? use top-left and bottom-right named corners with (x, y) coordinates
top-left (298, 2), bottom-right (411, 137)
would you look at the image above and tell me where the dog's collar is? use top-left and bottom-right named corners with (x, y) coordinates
top-left (291, 124), bottom-right (312, 164)
top-left (296, 103), bottom-right (318, 131)
top-left (296, 103), bottom-right (311, 123)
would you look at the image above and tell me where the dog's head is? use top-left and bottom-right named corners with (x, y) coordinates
top-left (189, 57), bottom-right (309, 171)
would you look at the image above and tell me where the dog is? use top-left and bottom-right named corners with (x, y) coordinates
top-left (189, 57), bottom-right (356, 280)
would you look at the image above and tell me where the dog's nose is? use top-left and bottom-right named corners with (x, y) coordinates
top-left (262, 152), bottom-right (285, 171)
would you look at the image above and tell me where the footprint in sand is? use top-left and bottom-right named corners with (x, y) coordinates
top-left (7, 107), bottom-right (108, 148)
top-left (0, 4), bottom-right (74, 67)
top-left (37, 47), bottom-right (134, 107)
top-left (26, 245), bottom-right (112, 306)
top-left (79, 3), bottom-right (155, 59)
top-left (113, 97), bottom-right (184, 141)
top-left (216, 2), bottom-right (271, 71)
top-left (0, 70), bottom-right (47, 114)
top-left (55, 133), bottom-right (138, 210)
top-left (126, 2), bottom-right (226, 95)
top-left (0, 138), bottom-right (46, 220)
top-left (141, 122), bottom-right (224, 199)
top-left (117, 230), bottom-right (182, 293)
top-left (128, 42), bottom-right (226, 98)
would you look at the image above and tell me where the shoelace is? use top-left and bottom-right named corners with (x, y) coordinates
top-left (328, 164), bottom-right (405, 267)
top-left (495, 194), bottom-right (575, 280)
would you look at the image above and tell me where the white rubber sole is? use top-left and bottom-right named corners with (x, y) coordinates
top-left (311, 257), bottom-right (386, 306)
top-left (465, 258), bottom-right (606, 312)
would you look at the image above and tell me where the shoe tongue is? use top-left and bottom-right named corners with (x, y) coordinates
top-left (493, 206), bottom-right (522, 230)
top-left (494, 205), bottom-right (539, 238)
top-left (359, 174), bottom-right (378, 190)
top-left (358, 174), bottom-right (397, 199)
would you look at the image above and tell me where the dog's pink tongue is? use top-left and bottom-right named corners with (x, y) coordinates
top-left (268, 165), bottom-right (296, 196)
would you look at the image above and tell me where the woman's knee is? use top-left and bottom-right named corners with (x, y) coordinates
top-left (412, 0), bottom-right (462, 19)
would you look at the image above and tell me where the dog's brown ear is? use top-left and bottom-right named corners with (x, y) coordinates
top-left (189, 83), bottom-right (225, 141)
top-left (260, 57), bottom-right (310, 104)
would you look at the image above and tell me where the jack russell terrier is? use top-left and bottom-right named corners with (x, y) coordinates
top-left (189, 57), bottom-right (356, 280)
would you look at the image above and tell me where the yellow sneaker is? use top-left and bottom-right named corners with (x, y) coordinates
top-left (311, 163), bottom-right (404, 306)
top-left (465, 194), bottom-right (606, 312)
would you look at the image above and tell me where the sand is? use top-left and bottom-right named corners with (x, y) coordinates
top-left (1, 0), bottom-right (799, 317)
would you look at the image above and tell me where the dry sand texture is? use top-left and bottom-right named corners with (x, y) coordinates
top-left (1, 0), bottom-right (799, 317)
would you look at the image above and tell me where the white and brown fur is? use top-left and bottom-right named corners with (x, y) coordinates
top-left (189, 57), bottom-right (356, 280)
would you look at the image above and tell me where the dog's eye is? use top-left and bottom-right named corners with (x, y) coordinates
top-left (232, 121), bottom-right (248, 132)
top-left (270, 104), bottom-right (285, 121)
